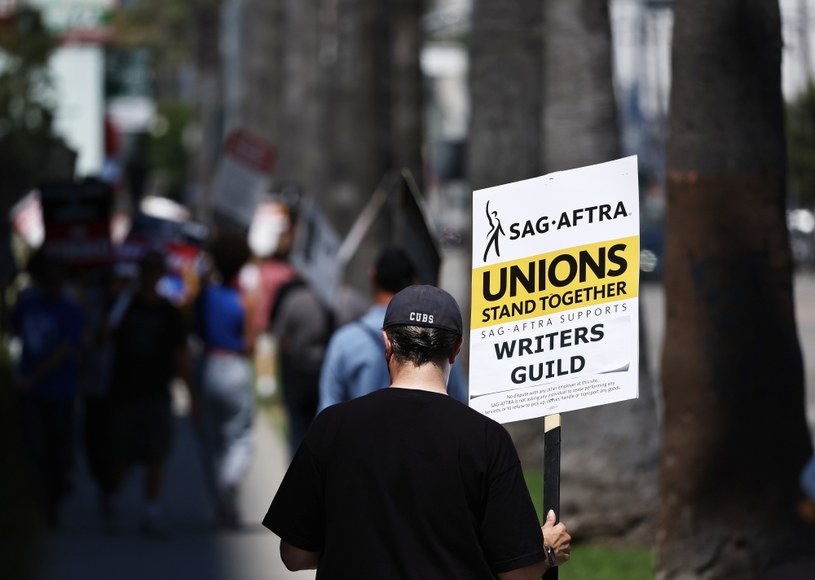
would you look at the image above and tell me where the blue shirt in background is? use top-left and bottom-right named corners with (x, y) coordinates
top-left (197, 284), bottom-right (246, 353)
top-left (12, 287), bottom-right (84, 400)
top-left (318, 305), bottom-right (468, 413)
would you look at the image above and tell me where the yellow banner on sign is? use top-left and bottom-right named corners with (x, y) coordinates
top-left (471, 236), bottom-right (639, 329)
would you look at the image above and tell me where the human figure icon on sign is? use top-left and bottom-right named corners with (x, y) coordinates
top-left (483, 201), bottom-right (506, 262)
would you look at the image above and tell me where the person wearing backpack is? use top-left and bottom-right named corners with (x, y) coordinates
top-left (271, 274), bottom-right (335, 456)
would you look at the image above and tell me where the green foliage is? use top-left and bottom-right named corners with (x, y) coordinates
top-left (114, 0), bottom-right (192, 69)
top-left (147, 101), bottom-right (195, 201)
top-left (0, 7), bottom-right (57, 203)
top-left (787, 83), bottom-right (815, 207)
top-left (0, 7), bottom-right (54, 66)
top-left (562, 545), bottom-right (654, 580)
top-left (114, 1), bottom-right (209, 201)
top-left (524, 468), bottom-right (655, 580)
top-left (0, 7), bottom-right (55, 137)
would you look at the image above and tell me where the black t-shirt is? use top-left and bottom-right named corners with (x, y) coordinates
top-left (264, 388), bottom-right (546, 579)
top-left (110, 294), bottom-right (186, 401)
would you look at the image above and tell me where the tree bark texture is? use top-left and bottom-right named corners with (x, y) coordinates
top-left (658, 1), bottom-right (815, 577)
top-left (467, 0), bottom-right (543, 191)
top-left (191, 0), bottom-right (224, 217)
top-left (238, 0), bottom-right (423, 290)
top-left (241, 0), bottom-right (284, 142)
top-left (542, 0), bottom-right (620, 172)
top-left (542, 0), bottom-right (659, 548)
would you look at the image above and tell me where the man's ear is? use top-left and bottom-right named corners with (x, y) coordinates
top-left (449, 337), bottom-right (463, 364)
top-left (382, 330), bottom-right (393, 362)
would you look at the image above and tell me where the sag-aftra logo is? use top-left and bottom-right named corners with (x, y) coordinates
top-left (481, 200), bottom-right (631, 263)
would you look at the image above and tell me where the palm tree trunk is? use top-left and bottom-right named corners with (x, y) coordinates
top-left (191, 0), bottom-right (224, 218)
top-left (658, 1), bottom-right (814, 576)
top-left (543, 0), bottom-right (660, 547)
top-left (541, 0), bottom-right (619, 171)
top-left (237, 0), bottom-right (422, 290)
top-left (467, 0), bottom-right (543, 191)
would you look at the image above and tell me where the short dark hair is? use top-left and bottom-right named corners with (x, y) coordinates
top-left (26, 249), bottom-right (64, 287)
top-left (139, 249), bottom-right (166, 282)
top-left (385, 325), bottom-right (459, 369)
top-left (373, 247), bottom-right (417, 294)
top-left (209, 231), bottom-right (250, 284)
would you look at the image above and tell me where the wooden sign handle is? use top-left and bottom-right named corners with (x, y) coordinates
top-left (544, 414), bottom-right (561, 579)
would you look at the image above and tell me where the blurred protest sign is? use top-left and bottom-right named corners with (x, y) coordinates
top-left (211, 129), bottom-right (277, 227)
top-left (469, 156), bottom-right (640, 424)
top-left (39, 178), bottom-right (113, 268)
top-left (338, 169), bottom-right (442, 285)
top-left (289, 197), bottom-right (342, 309)
top-left (396, 170), bottom-right (442, 285)
top-left (118, 211), bottom-right (208, 271)
top-left (118, 205), bottom-right (209, 303)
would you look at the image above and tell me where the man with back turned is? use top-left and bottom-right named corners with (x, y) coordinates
top-left (264, 284), bottom-right (571, 578)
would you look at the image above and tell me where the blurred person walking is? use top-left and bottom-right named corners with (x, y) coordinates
top-left (78, 268), bottom-right (124, 520)
top-left (270, 273), bottom-right (334, 457)
top-left (239, 197), bottom-right (297, 399)
top-left (106, 250), bottom-right (196, 537)
top-left (264, 285), bottom-right (571, 578)
top-left (318, 246), bottom-right (467, 412)
top-left (243, 198), bottom-right (297, 339)
top-left (195, 232), bottom-right (257, 528)
top-left (10, 250), bottom-right (85, 528)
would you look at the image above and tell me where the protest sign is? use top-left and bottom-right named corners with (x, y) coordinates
top-left (469, 156), bottom-right (640, 423)
top-left (337, 170), bottom-right (442, 284)
top-left (395, 170), bottom-right (442, 285)
top-left (211, 128), bottom-right (277, 227)
top-left (39, 178), bottom-right (113, 268)
top-left (118, 211), bottom-right (208, 272)
top-left (289, 197), bottom-right (342, 309)
top-left (117, 211), bottom-right (209, 303)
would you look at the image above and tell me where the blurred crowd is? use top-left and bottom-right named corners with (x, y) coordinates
top-left (2, 191), bottom-right (464, 540)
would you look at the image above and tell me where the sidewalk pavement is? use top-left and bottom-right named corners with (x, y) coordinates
top-left (34, 395), bottom-right (315, 580)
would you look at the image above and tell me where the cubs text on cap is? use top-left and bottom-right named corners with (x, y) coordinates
top-left (383, 284), bottom-right (463, 336)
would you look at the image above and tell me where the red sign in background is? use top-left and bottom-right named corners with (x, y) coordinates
top-left (40, 178), bottom-right (113, 268)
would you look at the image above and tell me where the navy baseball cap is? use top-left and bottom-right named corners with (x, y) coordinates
top-left (383, 285), bottom-right (463, 336)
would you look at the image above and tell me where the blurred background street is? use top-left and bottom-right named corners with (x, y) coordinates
top-left (22, 258), bottom-right (815, 580)
top-left (4, 0), bottom-right (815, 578)
top-left (33, 402), bottom-right (311, 580)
